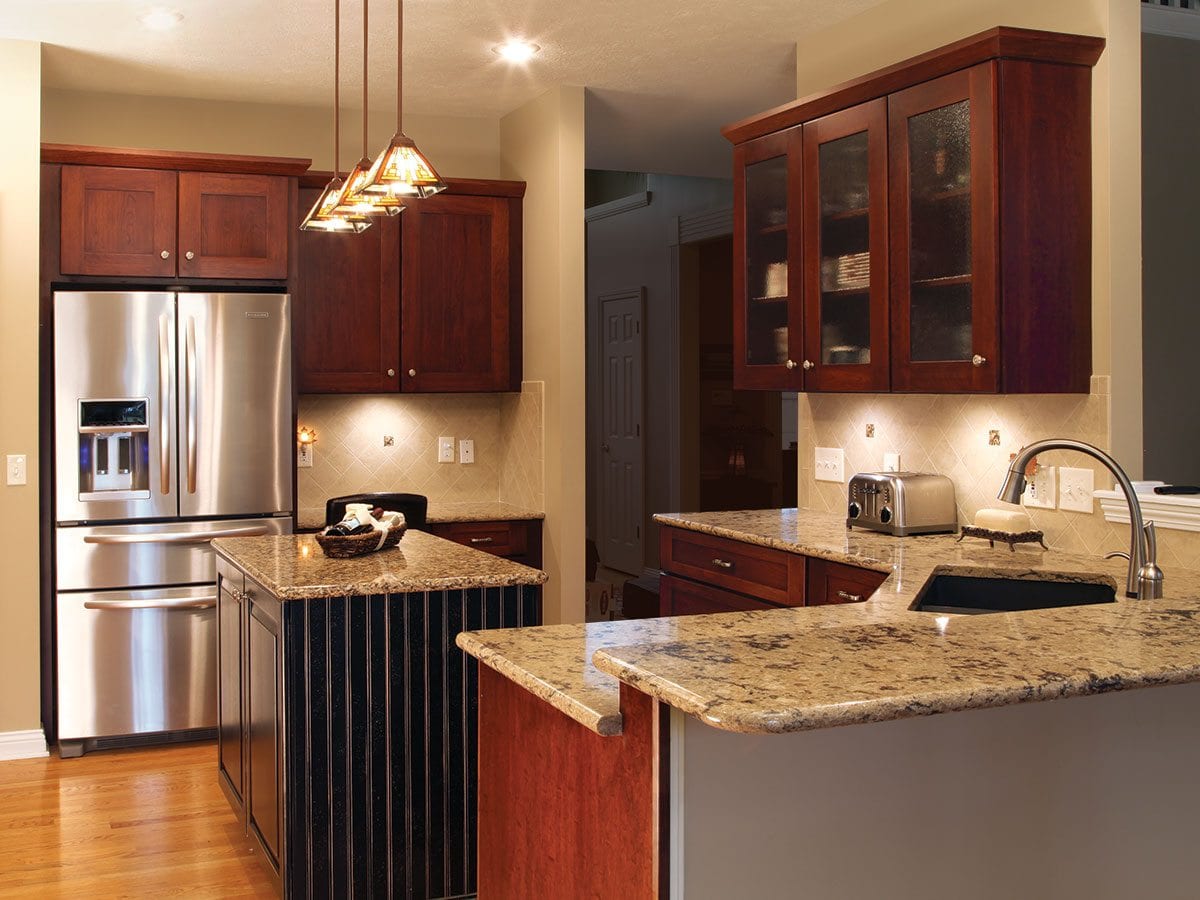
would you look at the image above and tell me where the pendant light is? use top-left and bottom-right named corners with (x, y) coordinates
top-left (300, 0), bottom-right (372, 232)
top-left (333, 0), bottom-right (404, 216)
top-left (358, 0), bottom-right (447, 200)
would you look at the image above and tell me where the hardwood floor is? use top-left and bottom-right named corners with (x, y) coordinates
top-left (0, 741), bottom-right (275, 897)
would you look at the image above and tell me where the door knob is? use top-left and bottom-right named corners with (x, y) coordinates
top-left (601, 443), bottom-right (610, 452)
top-left (185, 251), bottom-right (195, 260)
top-left (160, 250), bottom-right (170, 259)
top-left (802, 360), bottom-right (815, 370)
top-left (408, 368), bottom-right (417, 377)
top-left (785, 359), bottom-right (797, 370)
top-left (387, 368), bottom-right (395, 377)
top-left (972, 354), bottom-right (987, 367)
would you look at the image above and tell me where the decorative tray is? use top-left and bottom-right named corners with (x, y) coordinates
top-left (956, 524), bottom-right (1048, 552)
top-left (314, 524), bottom-right (407, 559)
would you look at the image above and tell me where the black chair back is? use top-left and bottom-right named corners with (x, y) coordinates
top-left (325, 493), bottom-right (429, 530)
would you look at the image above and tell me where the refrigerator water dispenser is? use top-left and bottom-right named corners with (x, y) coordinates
top-left (77, 399), bottom-right (151, 501)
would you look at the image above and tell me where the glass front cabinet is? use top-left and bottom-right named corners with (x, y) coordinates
top-left (729, 29), bottom-right (1103, 394)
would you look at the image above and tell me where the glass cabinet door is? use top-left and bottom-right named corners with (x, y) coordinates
top-left (802, 99), bottom-right (889, 392)
top-left (889, 63), bottom-right (997, 392)
top-left (733, 128), bottom-right (802, 389)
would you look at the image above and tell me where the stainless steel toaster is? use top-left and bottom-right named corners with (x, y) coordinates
top-left (847, 472), bottom-right (958, 536)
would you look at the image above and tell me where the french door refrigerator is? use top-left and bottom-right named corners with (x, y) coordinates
top-left (53, 291), bottom-right (293, 756)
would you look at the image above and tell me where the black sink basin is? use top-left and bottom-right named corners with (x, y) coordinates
top-left (913, 574), bottom-right (1117, 615)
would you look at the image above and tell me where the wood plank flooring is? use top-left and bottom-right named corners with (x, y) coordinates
top-left (0, 741), bottom-right (276, 897)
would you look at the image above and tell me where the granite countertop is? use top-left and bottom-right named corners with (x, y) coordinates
top-left (214, 529), bottom-right (547, 600)
top-left (456, 508), bottom-right (1200, 737)
top-left (296, 501), bottom-right (545, 532)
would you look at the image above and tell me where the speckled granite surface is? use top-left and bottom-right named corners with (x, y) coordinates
top-left (214, 529), bottom-right (547, 600)
top-left (456, 508), bottom-right (1200, 736)
top-left (297, 501), bottom-right (545, 532)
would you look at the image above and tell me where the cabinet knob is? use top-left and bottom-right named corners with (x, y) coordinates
top-left (160, 250), bottom-right (170, 259)
top-left (972, 354), bottom-right (987, 367)
top-left (387, 368), bottom-right (395, 377)
top-left (785, 359), bottom-right (797, 370)
top-left (408, 369), bottom-right (417, 377)
top-left (802, 360), bottom-right (815, 371)
top-left (185, 250), bottom-right (195, 260)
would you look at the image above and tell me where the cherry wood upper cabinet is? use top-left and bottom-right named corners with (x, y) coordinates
top-left (177, 173), bottom-right (289, 280)
top-left (60, 165), bottom-right (178, 277)
top-left (294, 186), bottom-right (401, 393)
top-left (802, 98), bottom-right (890, 392)
top-left (401, 193), bottom-right (522, 393)
top-left (724, 27), bottom-right (1104, 394)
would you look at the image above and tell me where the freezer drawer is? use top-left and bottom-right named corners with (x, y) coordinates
top-left (57, 585), bottom-right (218, 740)
top-left (56, 517), bottom-right (291, 591)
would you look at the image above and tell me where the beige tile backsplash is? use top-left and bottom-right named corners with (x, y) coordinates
top-left (798, 377), bottom-right (1200, 573)
top-left (298, 381), bottom-right (544, 514)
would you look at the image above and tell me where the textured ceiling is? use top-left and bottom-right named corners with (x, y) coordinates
top-left (2, 0), bottom-right (886, 177)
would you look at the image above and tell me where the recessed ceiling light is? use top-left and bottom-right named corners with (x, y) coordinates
top-left (492, 39), bottom-right (540, 64)
top-left (139, 8), bottom-right (183, 31)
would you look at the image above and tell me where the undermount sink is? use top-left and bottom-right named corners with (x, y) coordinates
top-left (913, 574), bottom-right (1117, 615)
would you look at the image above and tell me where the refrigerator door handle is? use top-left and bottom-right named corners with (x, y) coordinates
top-left (159, 314), bottom-right (171, 495)
top-left (83, 596), bottom-right (217, 611)
top-left (185, 316), bottom-right (197, 494)
top-left (82, 525), bottom-right (271, 545)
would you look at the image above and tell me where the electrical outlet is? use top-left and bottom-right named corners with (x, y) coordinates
top-left (1023, 464), bottom-right (1056, 510)
top-left (1059, 466), bottom-right (1095, 513)
top-left (459, 439), bottom-right (475, 464)
top-left (296, 444), bottom-right (313, 469)
top-left (883, 451), bottom-right (901, 473)
top-left (6, 454), bottom-right (27, 485)
top-left (815, 447), bottom-right (844, 483)
top-left (437, 436), bottom-right (455, 464)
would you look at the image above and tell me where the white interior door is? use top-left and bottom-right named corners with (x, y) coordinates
top-left (598, 290), bottom-right (645, 575)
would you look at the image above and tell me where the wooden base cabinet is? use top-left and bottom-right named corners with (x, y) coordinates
top-left (215, 555), bottom-right (541, 898)
top-left (426, 518), bottom-right (543, 569)
top-left (726, 27), bottom-right (1104, 394)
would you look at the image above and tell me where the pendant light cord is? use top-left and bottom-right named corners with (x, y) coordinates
top-left (362, 0), bottom-right (369, 158)
top-left (333, 0), bottom-right (341, 178)
top-left (396, 0), bottom-right (403, 128)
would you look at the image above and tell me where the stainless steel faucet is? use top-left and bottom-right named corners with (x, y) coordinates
top-left (997, 439), bottom-right (1164, 599)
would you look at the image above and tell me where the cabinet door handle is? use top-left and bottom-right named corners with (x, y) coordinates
top-left (160, 250), bottom-right (171, 259)
top-left (387, 368), bottom-right (396, 377)
top-left (802, 360), bottom-right (815, 371)
top-left (972, 354), bottom-right (987, 367)
top-left (836, 590), bottom-right (863, 603)
top-left (470, 537), bottom-right (495, 544)
top-left (785, 359), bottom-right (797, 370)
top-left (408, 368), bottom-right (417, 377)
top-left (711, 558), bottom-right (734, 570)
top-left (185, 250), bottom-right (195, 261)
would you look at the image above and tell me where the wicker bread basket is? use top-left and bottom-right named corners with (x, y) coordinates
top-left (314, 523), bottom-right (407, 558)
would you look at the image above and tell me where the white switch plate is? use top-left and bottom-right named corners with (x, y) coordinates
top-left (296, 444), bottom-right (313, 468)
top-left (815, 447), bottom-right (845, 483)
top-left (459, 439), bottom-right (475, 464)
top-left (438, 436), bottom-right (455, 464)
top-left (1059, 466), bottom-right (1094, 513)
top-left (1024, 464), bottom-right (1056, 510)
top-left (883, 451), bottom-right (901, 473)
top-left (6, 454), bottom-right (26, 485)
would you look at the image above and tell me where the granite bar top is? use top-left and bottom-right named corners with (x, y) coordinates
top-left (456, 508), bottom-right (1200, 737)
top-left (297, 501), bottom-right (545, 532)
top-left (214, 529), bottom-right (547, 600)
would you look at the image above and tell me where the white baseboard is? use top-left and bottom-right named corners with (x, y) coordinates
top-left (0, 729), bottom-right (49, 761)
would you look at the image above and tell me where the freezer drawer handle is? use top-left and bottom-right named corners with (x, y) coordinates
top-left (82, 525), bottom-right (271, 545)
top-left (84, 596), bottom-right (217, 611)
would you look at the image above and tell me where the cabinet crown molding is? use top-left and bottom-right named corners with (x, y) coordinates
top-left (41, 143), bottom-right (312, 177)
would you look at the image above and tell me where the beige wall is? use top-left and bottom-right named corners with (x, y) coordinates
top-left (0, 40), bottom-right (43, 735)
top-left (41, 88), bottom-right (502, 179)
top-left (501, 87), bottom-right (587, 625)
top-left (791, 1), bottom-right (1156, 564)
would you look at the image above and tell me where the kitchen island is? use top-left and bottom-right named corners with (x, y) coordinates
top-left (212, 530), bottom-right (546, 898)
top-left (458, 509), bottom-right (1200, 899)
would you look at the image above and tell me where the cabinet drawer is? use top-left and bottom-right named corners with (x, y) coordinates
top-left (661, 575), bottom-right (779, 617)
top-left (659, 527), bottom-right (804, 607)
top-left (806, 558), bottom-right (888, 606)
top-left (428, 519), bottom-right (542, 567)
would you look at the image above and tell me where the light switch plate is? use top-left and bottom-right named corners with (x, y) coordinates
top-left (1059, 466), bottom-right (1094, 513)
top-left (1024, 464), bottom-right (1056, 510)
top-left (459, 439), bottom-right (475, 464)
top-left (815, 447), bottom-right (845, 483)
top-left (296, 444), bottom-right (313, 469)
top-left (6, 454), bottom-right (26, 485)
top-left (883, 451), bottom-right (901, 473)
top-left (438, 436), bottom-right (455, 464)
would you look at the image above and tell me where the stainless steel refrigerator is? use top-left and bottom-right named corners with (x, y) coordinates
top-left (53, 291), bottom-right (293, 756)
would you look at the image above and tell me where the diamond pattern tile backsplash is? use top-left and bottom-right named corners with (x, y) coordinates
top-left (298, 381), bottom-right (544, 514)
top-left (797, 377), bottom-right (1200, 573)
